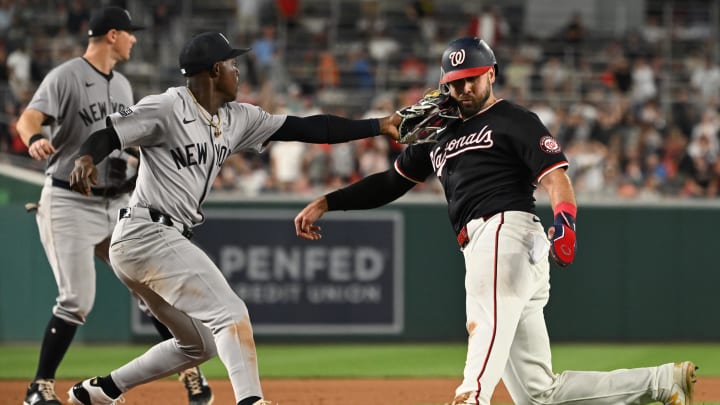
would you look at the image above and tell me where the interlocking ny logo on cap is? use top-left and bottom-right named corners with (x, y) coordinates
top-left (449, 49), bottom-right (466, 66)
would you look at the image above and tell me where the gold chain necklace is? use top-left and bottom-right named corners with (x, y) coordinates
top-left (187, 88), bottom-right (222, 137)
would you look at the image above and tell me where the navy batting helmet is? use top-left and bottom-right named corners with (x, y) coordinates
top-left (439, 37), bottom-right (497, 85)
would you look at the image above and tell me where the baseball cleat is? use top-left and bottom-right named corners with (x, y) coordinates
top-left (24, 379), bottom-right (62, 405)
top-left (67, 377), bottom-right (124, 405)
top-left (664, 361), bottom-right (698, 405)
top-left (179, 367), bottom-right (214, 405)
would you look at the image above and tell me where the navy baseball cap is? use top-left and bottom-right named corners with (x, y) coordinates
top-left (179, 32), bottom-right (251, 76)
top-left (88, 6), bottom-right (145, 37)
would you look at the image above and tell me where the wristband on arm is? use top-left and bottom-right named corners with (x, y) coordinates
top-left (28, 133), bottom-right (44, 146)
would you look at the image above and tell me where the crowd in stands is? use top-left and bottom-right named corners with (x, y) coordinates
top-left (1, 0), bottom-right (720, 201)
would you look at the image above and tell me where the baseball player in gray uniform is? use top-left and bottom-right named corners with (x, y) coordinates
top-left (17, 7), bottom-right (212, 405)
top-left (66, 31), bottom-right (400, 405)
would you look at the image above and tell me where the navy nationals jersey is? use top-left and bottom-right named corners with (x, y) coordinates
top-left (395, 99), bottom-right (569, 234)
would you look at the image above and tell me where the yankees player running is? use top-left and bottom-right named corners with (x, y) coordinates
top-left (66, 31), bottom-right (399, 405)
top-left (16, 7), bottom-right (212, 405)
top-left (295, 37), bottom-right (697, 405)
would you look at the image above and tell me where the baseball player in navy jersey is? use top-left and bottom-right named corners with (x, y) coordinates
top-left (16, 7), bottom-right (212, 405)
top-left (294, 37), bottom-right (697, 405)
top-left (65, 31), bottom-right (399, 405)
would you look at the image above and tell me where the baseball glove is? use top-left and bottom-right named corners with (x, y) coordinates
top-left (396, 90), bottom-right (459, 145)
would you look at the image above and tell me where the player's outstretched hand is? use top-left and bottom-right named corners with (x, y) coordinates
top-left (294, 196), bottom-right (329, 241)
top-left (28, 138), bottom-right (56, 160)
top-left (378, 114), bottom-right (402, 142)
top-left (69, 155), bottom-right (98, 196)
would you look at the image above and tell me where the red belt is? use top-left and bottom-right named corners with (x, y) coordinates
top-left (457, 213), bottom-right (498, 248)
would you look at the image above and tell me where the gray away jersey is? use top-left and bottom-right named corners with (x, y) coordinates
top-left (108, 86), bottom-right (286, 226)
top-left (28, 57), bottom-right (134, 187)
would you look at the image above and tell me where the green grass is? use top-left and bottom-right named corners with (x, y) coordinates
top-left (1, 342), bottom-right (719, 379)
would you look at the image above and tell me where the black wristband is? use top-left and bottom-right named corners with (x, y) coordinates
top-left (28, 133), bottom-right (44, 146)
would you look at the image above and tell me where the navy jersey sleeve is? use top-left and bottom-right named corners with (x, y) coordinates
top-left (509, 111), bottom-right (568, 183)
top-left (394, 142), bottom-right (435, 183)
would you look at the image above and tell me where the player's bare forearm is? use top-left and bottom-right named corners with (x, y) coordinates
top-left (69, 155), bottom-right (98, 196)
top-left (540, 169), bottom-right (576, 214)
top-left (17, 108), bottom-right (55, 160)
top-left (294, 196), bottom-right (328, 240)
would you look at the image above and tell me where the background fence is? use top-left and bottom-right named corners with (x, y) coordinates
top-left (1, 170), bottom-right (717, 343)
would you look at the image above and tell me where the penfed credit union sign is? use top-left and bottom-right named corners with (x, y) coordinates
top-left (193, 209), bottom-right (404, 335)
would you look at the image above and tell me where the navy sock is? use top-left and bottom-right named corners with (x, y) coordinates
top-left (35, 315), bottom-right (77, 380)
top-left (238, 396), bottom-right (261, 405)
top-left (149, 315), bottom-right (174, 340)
top-left (149, 316), bottom-right (206, 379)
top-left (97, 375), bottom-right (122, 398)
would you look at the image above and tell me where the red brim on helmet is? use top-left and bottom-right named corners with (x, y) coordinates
top-left (439, 65), bottom-right (492, 84)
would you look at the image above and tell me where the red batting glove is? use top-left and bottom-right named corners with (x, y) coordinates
top-left (550, 211), bottom-right (576, 267)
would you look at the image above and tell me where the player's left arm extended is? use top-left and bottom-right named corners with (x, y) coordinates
top-left (539, 168), bottom-right (577, 267)
top-left (295, 169), bottom-right (415, 240)
top-left (268, 114), bottom-right (400, 144)
top-left (69, 126), bottom-right (121, 196)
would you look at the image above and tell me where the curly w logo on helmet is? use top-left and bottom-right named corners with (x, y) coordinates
top-left (448, 49), bottom-right (466, 66)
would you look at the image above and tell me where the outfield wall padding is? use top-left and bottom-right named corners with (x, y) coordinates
top-left (1, 188), bottom-right (717, 342)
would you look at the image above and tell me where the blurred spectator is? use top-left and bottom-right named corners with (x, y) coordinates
top-left (556, 11), bottom-right (586, 65)
top-left (641, 14), bottom-right (666, 49)
top-left (356, 137), bottom-right (389, 177)
top-left (276, 0), bottom-right (300, 28)
top-left (411, 0), bottom-right (437, 42)
top-left (66, 0), bottom-right (90, 36)
top-left (690, 55), bottom-right (720, 105)
top-left (2, 0), bottom-right (720, 201)
top-left (539, 56), bottom-right (571, 98)
top-left (670, 87), bottom-right (697, 139)
top-left (398, 54), bottom-right (427, 84)
top-left (328, 141), bottom-right (358, 187)
top-left (466, 5), bottom-right (509, 48)
top-left (629, 56), bottom-right (657, 105)
top-left (600, 56), bottom-right (632, 95)
top-left (269, 141), bottom-right (307, 192)
top-left (6, 40), bottom-right (32, 104)
top-left (504, 53), bottom-right (533, 100)
top-left (251, 25), bottom-right (277, 83)
top-left (303, 143), bottom-right (331, 190)
top-left (0, 0), bottom-right (14, 37)
top-left (690, 108), bottom-right (720, 156)
top-left (356, 1), bottom-right (386, 38)
top-left (345, 44), bottom-right (374, 89)
top-left (317, 50), bottom-right (339, 88)
top-left (367, 28), bottom-right (400, 62)
top-left (236, 0), bottom-right (263, 38)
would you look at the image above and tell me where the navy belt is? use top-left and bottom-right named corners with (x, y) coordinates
top-left (119, 207), bottom-right (193, 239)
top-left (52, 177), bottom-right (125, 198)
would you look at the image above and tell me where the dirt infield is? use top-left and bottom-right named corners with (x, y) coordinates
top-left (2, 377), bottom-right (720, 404)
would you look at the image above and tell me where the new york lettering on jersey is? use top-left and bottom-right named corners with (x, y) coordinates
top-left (78, 100), bottom-right (128, 126)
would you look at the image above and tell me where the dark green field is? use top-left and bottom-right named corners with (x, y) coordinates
top-left (1, 342), bottom-right (718, 379)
